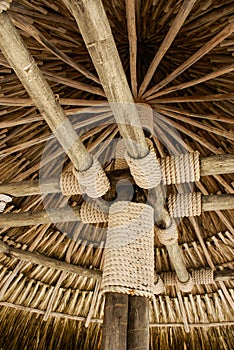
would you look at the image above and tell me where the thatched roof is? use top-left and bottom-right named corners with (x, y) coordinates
top-left (0, 0), bottom-right (234, 349)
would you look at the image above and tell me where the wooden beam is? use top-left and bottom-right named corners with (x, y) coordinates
top-left (0, 239), bottom-right (233, 284)
top-left (0, 195), bottom-right (233, 227)
top-left (0, 12), bottom-right (92, 172)
top-left (127, 296), bottom-right (149, 350)
top-left (0, 240), bottom-right (101, 280)
top-left (102, 293), bottom-right (128, 350)
top-left (0, 154), bottom-right (234, 197)
top-left (126, 0), bottom-right (137, 98)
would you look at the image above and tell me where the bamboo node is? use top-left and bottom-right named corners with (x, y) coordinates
top-left (101, 201), bottom-right (156, 298)
top-left (157, 219), bottom-right (178, 246)
top-left (168, 192), bottom-right (202, 217)
top-left (0, 194), bottom-right (12, 212)
top-left (160, 151), bottom-right (200, 185)
top-left (125, 139), bottom-right (162, 189)
top-left (73, 158), bottom-right (110, 198)
top-left (0, 0), bottom-right (12, 13)
top-left (80, 201), bottom-right (108, 223)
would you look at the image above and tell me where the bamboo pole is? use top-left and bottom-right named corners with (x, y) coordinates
top-left (1, 154), bottom-right (234, 197)
top-left (0, 12), bottom-right (92, 172)
top-left (0, 194), bottom-right (233, 226)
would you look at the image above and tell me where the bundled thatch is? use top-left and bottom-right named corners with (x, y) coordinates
top-left (0, 0), bottom-right (234, 349)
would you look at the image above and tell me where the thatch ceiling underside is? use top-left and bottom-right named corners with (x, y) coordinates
top-left (0, 0), bottom-right (234, 349)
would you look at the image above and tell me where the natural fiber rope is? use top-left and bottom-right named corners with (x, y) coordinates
top-left (168, 192), bottom-right (202, 218)
top-left (80, 201), bottom-right (108, 223)
top-left (160, 151), bottom-right (200, 185)
top-left (0, 194), bottom-right (12, 213)
top-left (160, 269), bottom-right (214, 289)
top-left (101, 201), bottom-right (156, 298)
top-left (73, 158), bottom-right (110, 198)
top-left (125, 139), bottom-right (162, 189)
top-left (114, 139), bottom-right (128, 170)
top-left (0, 0), bottom-right (12, 13)
top-left (157, 219), bottom-right (178, 246)
top-left (60, 171), bottom-right (84, 195)
top-left (191, 268), bottom-right (214, 284)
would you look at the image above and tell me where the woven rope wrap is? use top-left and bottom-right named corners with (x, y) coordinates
top-left (0, 194), bottom-right (12, 213)
top-left (73, 158), bottom-right (110, 198)
top-left (168, 192), bottom-right (202, 218)
top-left (160, 151), bottom-right (200, 185)
top-left (0, 0), bottom-right (12, 13)
top-left (157, 219), bottom-right (178, 246)
top-left (191, 268), bottom-right (214, 285)
top-left (80, 201), bottom-right (108, 223)
top-left (125, 139), bottom-right (162, 189)
top-left (60, 171), bottom-right (84, 195)
top-left (115, 139), bottom-right (128, 170)
top-left (101, 201), bottom-right (156, 298)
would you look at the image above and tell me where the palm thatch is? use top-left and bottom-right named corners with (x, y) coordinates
top-left (0, 0), bottom-right (234, 349)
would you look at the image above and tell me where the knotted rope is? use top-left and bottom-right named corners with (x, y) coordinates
top-left (114, 139), bottom-right (128, 170)
top-left (125, 139), bottom-right (162, 189)
top-left (80, 201), bottom-right (108, 223)
top-left (73, 158), bottom-right (110, 198)
top-left (0, 194), bottom-right (12, 212)
top-left (160, 151), bottom-right (200, 185)
top-left (101, 201), bottom-right (158, 298)
top-left (168, 192), bottom-right (202, 218)
top-left (0, 0), bottom-right (12, 13)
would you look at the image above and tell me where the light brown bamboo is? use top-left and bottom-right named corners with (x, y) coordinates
top-left (1, 154), bottom-right (234, 197)
top-left (0, 194), bottom-right (233, 227)
top-left (126, 0), bottom-right (137, 98)
top-left (0, 12), bottom-right (92, 172)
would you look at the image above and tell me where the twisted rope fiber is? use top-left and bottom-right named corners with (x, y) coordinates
top-left (114, 139), bottom-right (128, 170)
top-left (0, 194), bottom-right (12, 213)
top-left (157, 219), bottom-right (178, 246)
top-left (60, 171), bottom-right (84, 195)
top-left (80, 201), bottom-right (108, 223)
top-left (161, 272), bottom-right (193, 292)
top-left (160, 151), bottom-right (200, 185)
top-left (168, 192), bottom-right (202, 218)
top-left (125, 139), bottom-right (162, 189)
top-left (191, 268), bottom-right (214, 284)
top-left (73, 158), bottom-right (110, 198)
top-left (0, 0), bottom-right (12, 13)
top-left (101, 201), bottom-right (157, 298)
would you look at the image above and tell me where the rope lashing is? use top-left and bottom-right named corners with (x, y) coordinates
top-left (0, 0), bottom-right (12, 13)
top-left (80, 201), bottom-right (108, 223)
top-left (160, 271), bottom-right (193, 292)
top-left (160, 268), bottom-right (214, 288)
top-left (114, 139), bottom-right (128, 170)
top-left (157, 219), bottom-right (178, 246)
top-left (101, 201), bottom-right (157, 298)
top-left (168, 192), bottom-right (202, 218)
top-left (0, 194), bottom-right (12, 212)
top-left (160, 151), bottom-right (200, 185)
top-left (60, 170), bottom-right (84, 196)
top-left (125, 139), bottom-right (162, 189)
top-left (73, 158), bottom-right (110, 198)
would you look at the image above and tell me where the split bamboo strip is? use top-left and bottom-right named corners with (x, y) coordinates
top-left (143, 22), bottom-right (234, 97)
top-left (138, 0), bottom-right (197, 97)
